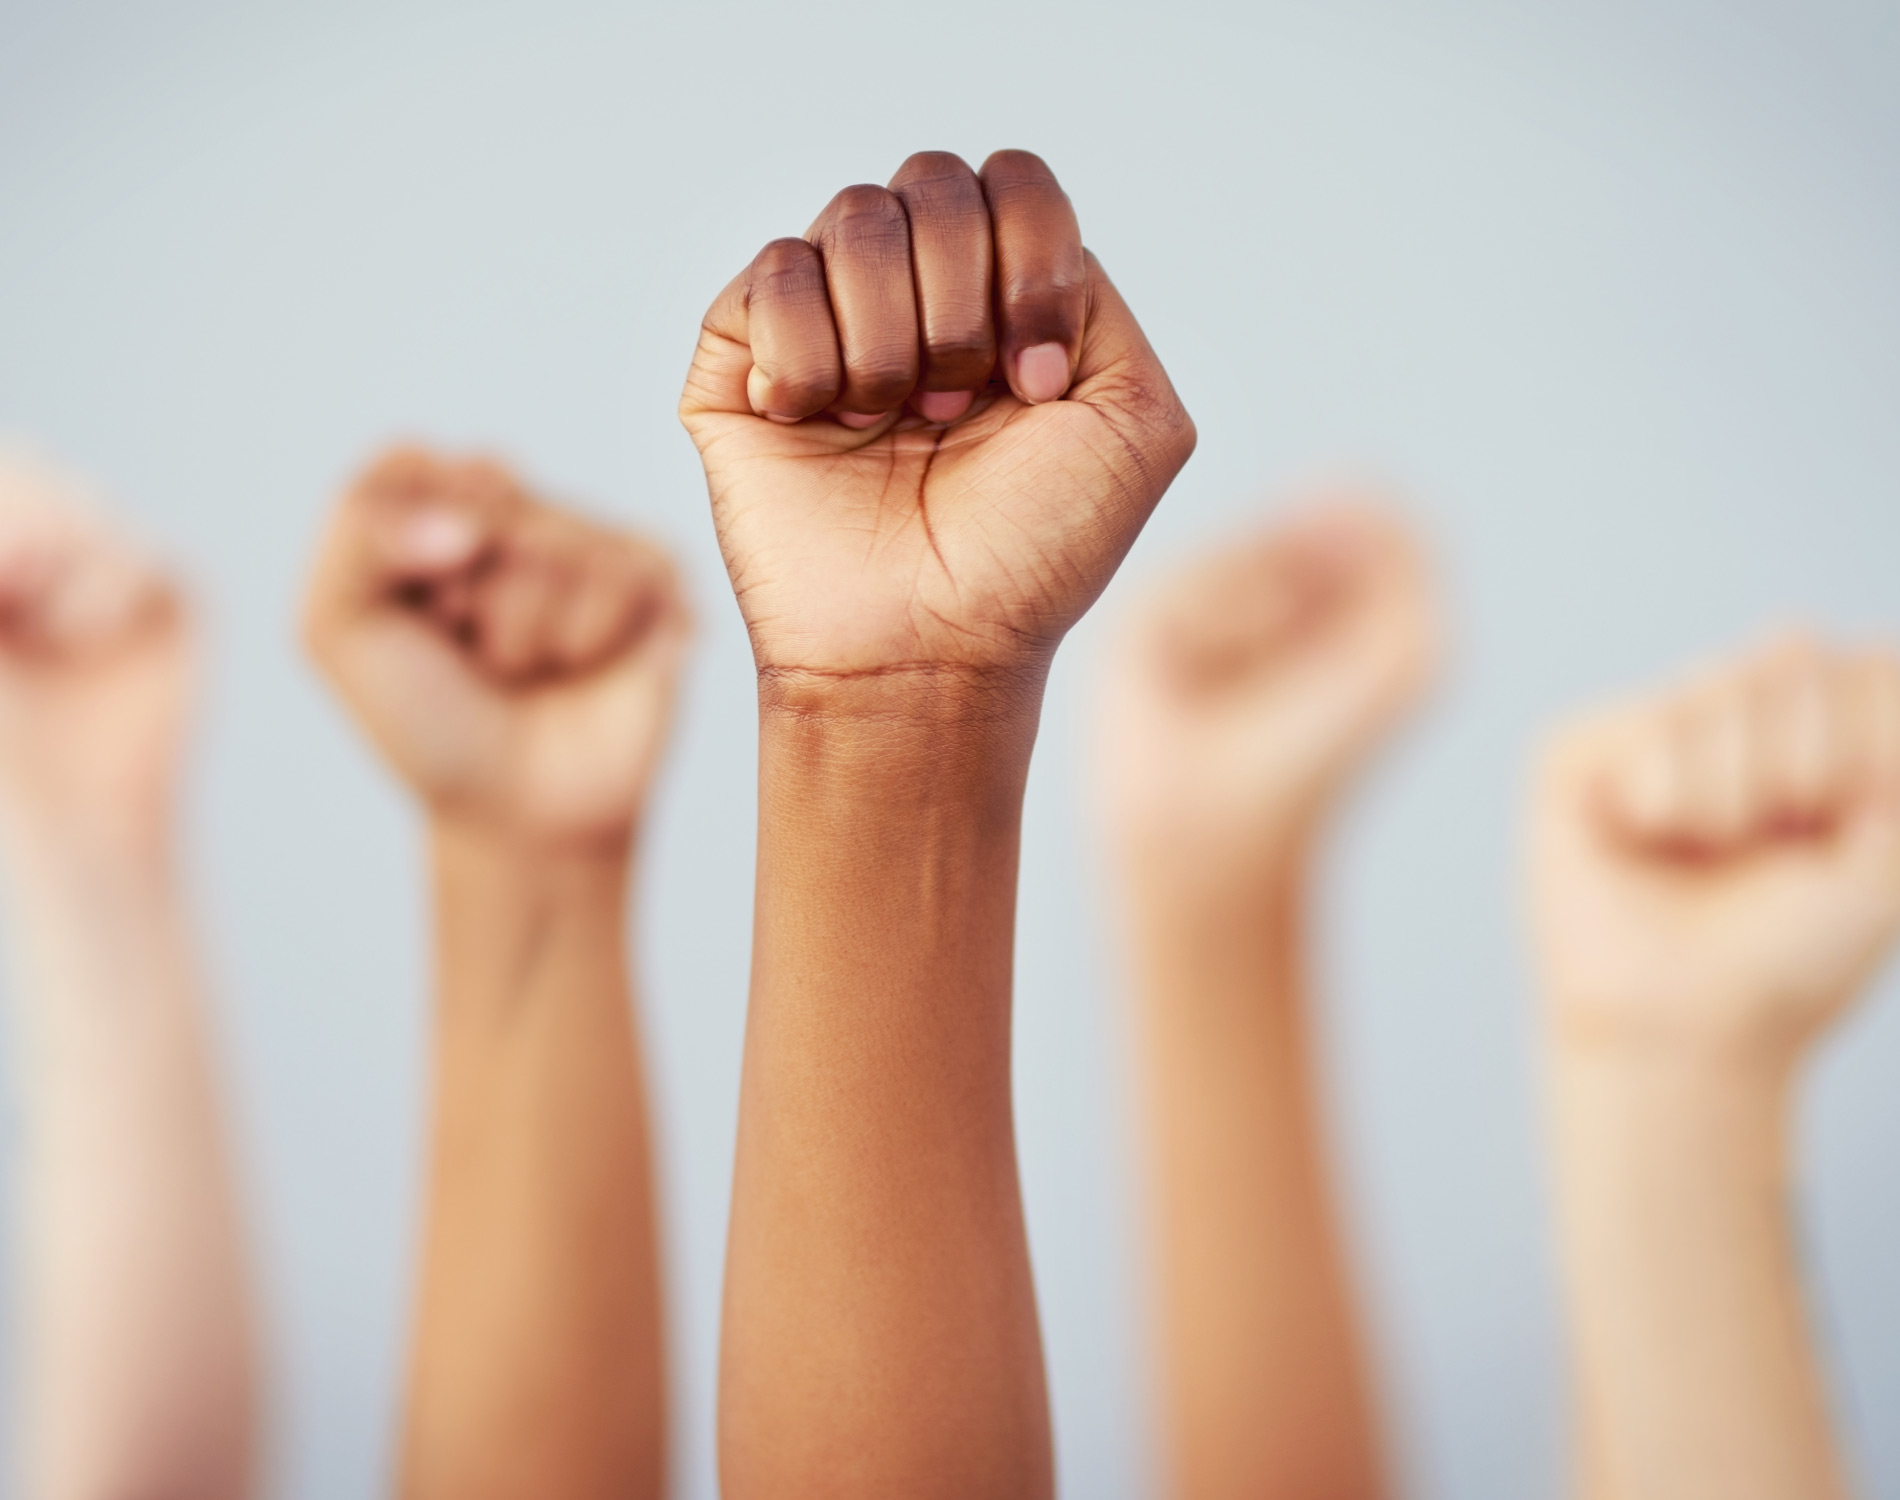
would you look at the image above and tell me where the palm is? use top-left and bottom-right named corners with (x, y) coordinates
top-left (0, 619), bottom-right (191, 834)
top-left (1102, 510), bottom-right (1433, 861)
top-left (1114, 664), bottom-right (1343, 837)
top-left (1215, 639), bottom-right (1412, 818)
top-left (1540, 809), bottom-right (1900, 1046)
top-left (698, 389), bottom-right (1148, 677)
top-left (338, 624), bottom-right (676, 841)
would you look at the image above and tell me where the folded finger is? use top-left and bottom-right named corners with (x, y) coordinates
top-left (742, 238), bottom-right (843, 423)
top-left (303, 447), bottom-right (515, 664)
top-left (889, 151), bottom-right (995, 416)
top-left (981, 150), bottom-right (1085, 406)
top-left (807, 184), bottom-right (919, 421)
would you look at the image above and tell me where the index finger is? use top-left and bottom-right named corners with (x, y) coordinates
top-left (980, 150), bottom-right (1085, 406)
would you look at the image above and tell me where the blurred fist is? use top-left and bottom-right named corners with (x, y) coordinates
top-left (679, 149), bottom-right (1195, 694)
top-left (1098, 501), bottom-right (1438, 884)
top-left (0, 445), bottom-right (191, 851)
top-left (302, 449), bottom-right (689, 846)
top-left (1533, 637), bottom-right (1900, 1062)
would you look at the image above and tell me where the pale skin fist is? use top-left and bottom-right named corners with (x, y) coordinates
top-left (1098, 500), bottom-right (1438, 881)
top-left (0, 445), bottom-right (192, 851)
top-left (678, 149), bottom-right (1196, 689)
top-left (1533, 636), bottom-right (1900, 1063)
top-left (302, 449), bottom-right (689, 846)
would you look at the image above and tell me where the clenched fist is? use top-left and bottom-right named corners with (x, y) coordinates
top-left (303, 449), bottom-right (688, 846)
top-left (1100, 500), bottom-right (1438, 884)
top-left (679, 149), bottom-right (1195, 695)
top-left (1533, 636), bottom-right (1900, 1062)
top-left (0, 445), bottom-right (191, 850)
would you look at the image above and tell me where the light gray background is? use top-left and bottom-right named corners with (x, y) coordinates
top-left (2, 1), bottom-right (1897, 1495)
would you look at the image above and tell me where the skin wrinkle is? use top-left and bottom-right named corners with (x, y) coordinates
top-left (681, 155), bottom-right (1188, 1495)
top-left (910, 437), bottom-right (952, 596)
top-left (734, 421), bottom-right (1081, 667)
top-left (810, 188), bottom-right (917, 412)
top-left (889, 169), bottom-right (994, 390)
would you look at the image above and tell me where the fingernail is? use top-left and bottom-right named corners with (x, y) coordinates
top-left (836, 410), bottom-right (885, 430)
top-left (746, 365), bottom-right (774, 418)
top-left (399, 508), bottom-right (479, 566)
top-left (1015, 343), bottom-right (1070, 404)
top-left (764, 412), bottom-right (802, 425)
top-left (916, 390), bottom-right (974, 423)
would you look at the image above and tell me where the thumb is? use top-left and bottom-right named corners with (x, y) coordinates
top-left (1068, 252), bottom-right (1197, 507)
top-left (302, 448), bottom-right (510, 662)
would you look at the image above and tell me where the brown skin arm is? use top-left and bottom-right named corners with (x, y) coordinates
top-left (682, 149), bottom-right (1195, 1499)
top-left (302, 450), bottom-right (687, 1500)
top-left (722, 680), bottom-right (1051, 1499)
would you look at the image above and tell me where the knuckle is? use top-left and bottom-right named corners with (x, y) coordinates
top-left (894, 155), bottom-right (985, 215)
top-left (830, 182), bottom-right (904, 221)
top-left (894, 150), bottom-right (975, 185)
top-left (750, 238), bottom-right (826, 301)
top-left (997, 267), bottom-right (1085, 317)
top-left (844, 348), bottom-right (917, 406)
top-left (764, 364), bottom-right (838, 413)
top-left (982, 147), bottom-right (1056, 183)
top-left (921, 302), bottom-right (992, 355)
top-left (820, 185), bottom-right (911, 259)
top-left (921, 340), bottom-right (996, 387)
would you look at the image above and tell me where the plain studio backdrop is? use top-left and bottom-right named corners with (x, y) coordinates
top-left (2, 1), bottom-right (1898, 1495)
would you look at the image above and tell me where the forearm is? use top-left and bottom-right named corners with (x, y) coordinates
top-left (719, 673), bottom-right (1052, 1500)
top-left (1128, 859), bottom-right (1384, 1500)
top-left (400, 823), bottom-right (664, 1500)
top-left (1551, 1045), bottom-right (1849, 1500)
top-left (2, 825), bottom-right (256, 1500)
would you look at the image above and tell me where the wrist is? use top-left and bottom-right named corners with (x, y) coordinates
top-left (1118, 825), bottom-right (1311, 928)
top-left (758, 663), bottom-right (1045, 817)
top-left (428, 817), bottom-right (631, 1027)
top-left (430, 814), bottom-right (632, 892)
top-left (426, 799), bottom-right (638, 866)
top-left (0, 796), bottom-right (177, 893)
top-left (1543, 976), bottom-right (1822, 1081)
top-left (758, 658), bottom-right (1050, 729)
top-left (1550, 1043), bottom-right (1791, 1179)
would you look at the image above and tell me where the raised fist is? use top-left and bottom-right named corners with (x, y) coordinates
top-left (302, 449), bottom-right (688, 846)
top-left (679, 149), bottom-right (1195, 695)
top-left (1533, 636), bottom-right (1900, 1061)
top-left (1099, 500), bottom-right (1438, 883)
top-left (0, 445), bottom-right (191, 849)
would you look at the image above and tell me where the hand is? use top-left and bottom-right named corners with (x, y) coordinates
top-left (1533, 636), bottom-right (1900, 1063)
top-left (303, 448), bottom-right (689, 848)
top-left (0, 445), bottom-right (191, 855)
top-left (679, 149), bottom-right (1195, 699)
top-left (1098, 500), bottom-right (1437, 883)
